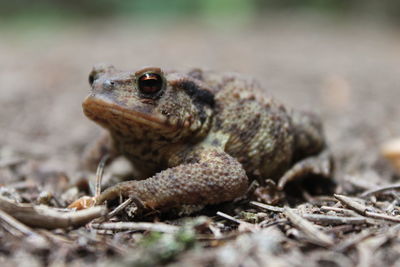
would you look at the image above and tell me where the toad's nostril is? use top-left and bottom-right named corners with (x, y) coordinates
top-left (103, 80), bottom-right (115, 89)
top-left (89, 74), bottom-right (95, 86)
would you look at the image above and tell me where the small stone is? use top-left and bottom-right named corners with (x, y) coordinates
top-left (381, 137), bottom-right (400, 173)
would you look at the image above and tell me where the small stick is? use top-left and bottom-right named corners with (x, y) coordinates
top-left (334, 194), bottom-right (369, 214)
top-left (335, 194), bottom-right (400, 223)
top-left (0, 196), bottom-right (106, 229)
top-left (320, 206), bottom-right (362, 218)
top-left (0, 208), bottom-right (38, 237)
top-left (284, 207), bottom-right (334, 247)
top-left (360, 183), bottom-right (400, 197)
top-left (364, 211), bottom-right (400, 223)
top-left (94, 197), bottom-right (134, 223)
top-left (208, 224), bottom-right (223, 239)
top-left (105, 197), bottom-right (133, 218)
top-left (216, 211), bottom-right (246, 224)
top-left (250, 201), bottom-right (285, 212)
top-left (320, 206), bottom-right (359, 216)
top-left (0, 208), bottom-right (50, 248)
top-left (216, 211), bottom-right (257, 232)
top-left (259, 219), bottom-right (288, 228)
top-left (91, 222), bottom-right (179, 234)
top-left (301, 214), bottom-right (366, 225)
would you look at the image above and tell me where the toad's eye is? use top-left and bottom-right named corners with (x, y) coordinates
top-left (137, 73), bottom-right (164, 96)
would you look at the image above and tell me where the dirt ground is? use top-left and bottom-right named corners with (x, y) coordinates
top-left (1, 15), bottom-right (400, 266)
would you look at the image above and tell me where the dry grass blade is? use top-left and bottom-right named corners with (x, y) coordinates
top-left (284, 207), bottom-right (334, 247)
top-left (0, 196), bottom-right (107, 229)
top-left (95, 154), bottom-right (109, 197)
top-left (91, 222), bottom-right (179, 233)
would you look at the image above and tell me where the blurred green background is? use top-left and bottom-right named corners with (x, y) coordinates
top-left (2, 0), bottom-right (400, 26)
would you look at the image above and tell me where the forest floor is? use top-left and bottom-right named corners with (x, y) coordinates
top-left (1, 15), bottom-right (400, 266)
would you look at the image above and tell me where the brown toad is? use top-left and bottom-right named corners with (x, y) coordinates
top-left (82, 64), bottom-right (332, 210)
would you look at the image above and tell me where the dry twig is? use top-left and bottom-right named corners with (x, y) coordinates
top-left (301, 214), bottom-right (366, 225)
top-left (320, 206), bottom-right (360, 216)
top-left (0, 196), bottom-right (106, 229)
top-left (250, 201), bottom-right (284, 212)
top-left (95, 196), bottom-right (134, 223)
top-left (0, 208), bottom-right (40, 237)
top-left (91, 222), bottom-right (179, 233)
top-left (216, 211), bottom-right (258, 232)
top-left (284, 207), bottom-right (334, 247)
top-left (335, 194), bottom-right (400, 223)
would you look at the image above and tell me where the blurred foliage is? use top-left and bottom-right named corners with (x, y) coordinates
top-left (1, 0), bottom-right (400, 24)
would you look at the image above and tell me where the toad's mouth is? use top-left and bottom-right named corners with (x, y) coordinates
top-left (82, 95), bottom-right (175, 131)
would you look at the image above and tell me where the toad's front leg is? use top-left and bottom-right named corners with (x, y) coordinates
top-left (96, 149), bottom-right (248, 210)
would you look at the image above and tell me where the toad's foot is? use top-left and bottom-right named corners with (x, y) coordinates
top-left (95, 149), bottom-right (248, 211)
top-left (277, 150), bottom-right (333, 190)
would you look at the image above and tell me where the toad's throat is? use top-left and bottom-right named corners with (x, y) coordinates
top-left (82, 95), bottom-right (176, 131)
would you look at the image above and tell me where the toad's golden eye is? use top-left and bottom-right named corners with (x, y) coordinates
top-left (137, 73), bottom-right (164, 95)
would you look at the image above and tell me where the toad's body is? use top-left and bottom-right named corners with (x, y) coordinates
top-left (83, 65), bottom-right (331, 210)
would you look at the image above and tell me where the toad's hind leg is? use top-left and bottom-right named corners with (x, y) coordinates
top-left (96, 149), bottom-right (248, 210)
top-left (277, 110), bottom-right (334, 190)
top-left (277, 150), bottom-right (333, 190)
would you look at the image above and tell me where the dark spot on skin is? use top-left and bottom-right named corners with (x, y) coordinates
top-left (176, 80), bottom-right (215, 107)
top-left (89, 73), bottom-right (95, 86)
top-left (214, 116), bottom-right (223, 130)
top-left (239, 115), bottom-right (261, 143)
top-left (174, 80), bottom-right (215, 124)
top-left (211, 139), bottom-right (220, 146)
top-left (158, 136), bottom-right (169, 142)
top-left (198, 108), bottom-right (207, 124)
